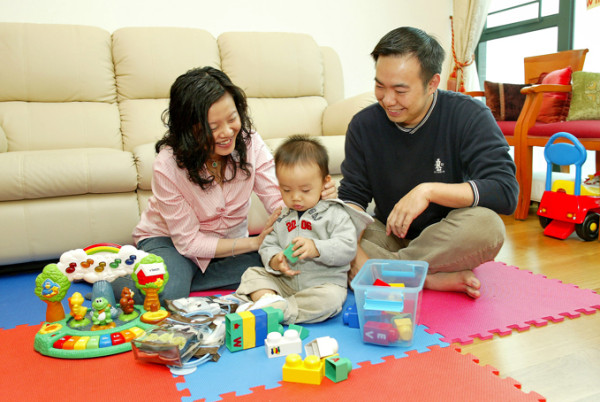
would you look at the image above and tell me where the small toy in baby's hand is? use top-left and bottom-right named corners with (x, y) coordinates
top-left (283, 243), bottom-right (298, 264)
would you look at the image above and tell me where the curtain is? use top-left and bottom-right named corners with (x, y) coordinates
top-left (450, 0), bottom-right (492, 91)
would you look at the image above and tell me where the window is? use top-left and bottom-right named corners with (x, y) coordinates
top-left (476, 0), bottom-right (575, 85)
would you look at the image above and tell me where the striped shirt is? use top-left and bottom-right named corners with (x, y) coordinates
top-left (133, 133), bottom-right (284, 272)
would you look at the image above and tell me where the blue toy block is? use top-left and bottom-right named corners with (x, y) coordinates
top-left (342, 304), bottom-right (359, 328)
top-left (253, 308), bottom-right (268, 347)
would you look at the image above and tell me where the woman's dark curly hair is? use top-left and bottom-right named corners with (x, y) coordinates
top-left (156, 66), bottom-right (253, 189)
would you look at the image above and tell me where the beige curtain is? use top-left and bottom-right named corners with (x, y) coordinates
top-left (450, 0), bottom-right (491, 91)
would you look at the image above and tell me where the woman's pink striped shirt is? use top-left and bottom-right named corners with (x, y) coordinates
top-left (132, 133), bottom-right (284, 272)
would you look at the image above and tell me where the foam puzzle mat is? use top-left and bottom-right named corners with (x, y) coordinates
top-left (174, 292), bottom-right (449, 402)
top-left (216, 345), bottom-right (546, 401)
top-left (419, 261), bottom-right (600, 344)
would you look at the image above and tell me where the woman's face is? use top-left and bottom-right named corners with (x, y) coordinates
top-left (207, 92), bottom-right (241, 159)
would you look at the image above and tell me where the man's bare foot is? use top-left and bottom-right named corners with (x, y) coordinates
top-left (424, 270), bottom-right (481, 299)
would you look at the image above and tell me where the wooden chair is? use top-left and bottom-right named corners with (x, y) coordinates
top-left (513, 48), bottom-right (600, 220)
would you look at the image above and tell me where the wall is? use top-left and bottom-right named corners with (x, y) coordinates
top-left (0, 0), bottom-right (453, 98)
top-left (574, 0), bottom-right (600, 72)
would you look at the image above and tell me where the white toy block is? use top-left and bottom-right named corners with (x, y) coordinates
top-left (265, 329), bottom-right (302, 358)
top-left (304, 336), bottom-right (338, 358)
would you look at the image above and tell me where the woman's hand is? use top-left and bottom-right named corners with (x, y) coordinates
top-left (254, 206), bottom-right (282, 249)
top-left (321, 178), bottom-right (337, 200)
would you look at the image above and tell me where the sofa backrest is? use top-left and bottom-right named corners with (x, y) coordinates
top-left (0, 23), bottom-right (121, 152)
top-left (112, 27), bottom-right (221, 153)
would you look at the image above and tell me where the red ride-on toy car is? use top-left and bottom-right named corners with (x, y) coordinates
top-left (537, 132), bottom-right (600, 241)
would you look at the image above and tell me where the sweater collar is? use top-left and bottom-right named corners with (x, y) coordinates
top-left (394, 90), bottom-right (438, 135)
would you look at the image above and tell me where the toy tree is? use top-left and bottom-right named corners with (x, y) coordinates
top-left (132, 254), bottom-right (170, 323)
top-left (34, 264), bottom-right (71, 322)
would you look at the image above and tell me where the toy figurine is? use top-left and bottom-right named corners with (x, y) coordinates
top-left (119, 287), bottom-right (139, 321)
top-left (91, 296), bottom-right (116, 330)
top-left (67, 292), bottom-right (90, 328)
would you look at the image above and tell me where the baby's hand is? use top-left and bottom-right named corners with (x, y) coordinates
top-left (270, 252), bottom-right (300, 277)
top-left (291, 237), bottom-right (320, 260)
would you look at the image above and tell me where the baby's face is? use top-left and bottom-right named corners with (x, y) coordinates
top-left (276, 162), bottom-right (326, 212)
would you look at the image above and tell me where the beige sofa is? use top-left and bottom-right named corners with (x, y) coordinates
top-left (0, 22), bottom-right (374, 270)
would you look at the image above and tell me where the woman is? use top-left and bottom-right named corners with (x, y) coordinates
top-left (112, 67), bottom-right (335, 304)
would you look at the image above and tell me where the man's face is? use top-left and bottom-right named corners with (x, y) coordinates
top-left (374, 54), bottom-right (438, 128)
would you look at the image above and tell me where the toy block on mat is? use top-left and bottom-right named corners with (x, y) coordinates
top-left (282, 354), bottom-right (324, 385)
top-left (225, 307), bottom-right (284, 352)
top-left (218, 345), bottom-right (546, 401)
top-left (324, 356), bottom-right (352, 382)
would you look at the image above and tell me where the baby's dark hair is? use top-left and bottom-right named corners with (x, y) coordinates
top-left (274, 135), bottom-right (329, 179)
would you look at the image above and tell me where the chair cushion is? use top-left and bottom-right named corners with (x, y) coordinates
top-left (567, 71), bottom-right (600, 121)
top-left (496, 120), bottom-right (517, 137)
top-left (526, 120), bottom-right (600, 138)
top-left (537, 66), bottom-right (572, 124)
top-left (484, 81), bottom-right (527, 121)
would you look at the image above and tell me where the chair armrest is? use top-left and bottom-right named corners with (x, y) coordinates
top-left (322, 91), bottom-right (376, 136)
top-left (516, 84), bottom-right (573, 133)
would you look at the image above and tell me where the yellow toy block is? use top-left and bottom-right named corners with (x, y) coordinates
top-left (389, 283), bottom-right (405, 287)
top-left (282, 354), bottom-right (324, 385)
top-left (393, 317), bottom-right (413, 341)
top-left (238, 311), bottom-right (256, 349)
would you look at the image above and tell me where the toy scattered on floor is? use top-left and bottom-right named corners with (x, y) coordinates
top-left (537, 132), bottom-right (600, 241)
top-left (282, 354), bottom-right (325, 385)
top-left (324, 355), bottom-right (352, 383)
top-left (342, 304), bottom-right (360, 328)
top-left (225, 306), bottom-right (284, 352)
top-left (33, 243), bottom-right (169, 359)
top-left (351, 259), bottom-right (427, 347)
top-left (287, 323), bottom-right (309, 340)
top-left (304, 336), bottom-right (338, 358)
top-left (265, 329), bottom-right (302, 358)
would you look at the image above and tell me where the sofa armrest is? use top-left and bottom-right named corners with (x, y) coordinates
top-left (133, 142), bottom-right (157, 191)
top-left (322, 91), bottom-right (376, 136)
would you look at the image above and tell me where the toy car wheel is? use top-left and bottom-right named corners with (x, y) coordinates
top-left (575, 212), bottom-right (599, 241)
top-left (538, 215), bottom-right (552, 228)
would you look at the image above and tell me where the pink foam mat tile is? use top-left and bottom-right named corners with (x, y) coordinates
top-left (419, 261), bottom-right (600, 344)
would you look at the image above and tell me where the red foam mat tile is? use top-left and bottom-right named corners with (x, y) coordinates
top-left (217, 345), bottom-right (546, 401)
top-left (0, 324), bottom-right (187, 401)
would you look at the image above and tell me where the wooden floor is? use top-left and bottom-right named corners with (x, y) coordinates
top-left (461, 204), bottom-right (600, 402)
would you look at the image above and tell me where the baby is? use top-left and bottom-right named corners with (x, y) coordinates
top-left (235, 135), bottom-right (372, 324)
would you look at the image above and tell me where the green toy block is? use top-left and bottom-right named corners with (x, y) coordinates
top-left (283, 243), bottom-right (298, 264)
top-left (225, 312), bottom-right (244, 352)
top-left (287, 324), bottom-right (309, 340)
top-left (262, 306), bottom-right (284, 334)
top-left (325, 356), bottom-right (352, 382)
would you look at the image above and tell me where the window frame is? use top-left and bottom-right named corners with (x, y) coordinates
top-left (476, 0), bottom-right (575, 84)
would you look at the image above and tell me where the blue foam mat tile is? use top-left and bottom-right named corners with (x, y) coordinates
top-left (0, 271), bottom-right (92, 330)
top-left (176, 292), bottom-right (449, 402)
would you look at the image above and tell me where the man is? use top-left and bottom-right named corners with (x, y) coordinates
top-left (339, 27), bottom-right (518, 298)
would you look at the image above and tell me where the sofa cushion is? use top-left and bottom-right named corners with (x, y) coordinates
top-left (112, 27), bottom-right (220, 101)
top-left (218, 32), bottom-right (323, 98)
top-left (133, 142), bottom-right (157, 191)
top-left (0, 125), bottom-right (6, 153)
top-left (119, 99), bottom-right (169, 152)
top-left (247, 97), bottom-right (328, 140)
top-left (526, 120), bottom-right (600, 138)
top-left (0, 23), bottom-right (115, 103)
top-left (483, 81), bottom-right (527, 121)
top-left (0, 102), bottom-right (122, 151)
top-left (0, 149), bottom-right (137, 201)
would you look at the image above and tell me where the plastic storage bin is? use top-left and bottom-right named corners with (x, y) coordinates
top-left (350, 259), bottom-right (428, 347)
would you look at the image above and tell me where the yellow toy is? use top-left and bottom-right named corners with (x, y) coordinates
top-left (282, 354), bottom-right (324, 385)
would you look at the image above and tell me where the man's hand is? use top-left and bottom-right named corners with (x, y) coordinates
top-left (321, 178), bottom-right (337, 200)
top-left (386, 183), bottom-right (431, 238)
top-left (291, 237), bottom-right (320, 260)
top-left (269, 252), bottom-right (300, 276)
